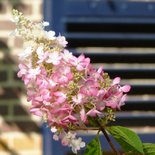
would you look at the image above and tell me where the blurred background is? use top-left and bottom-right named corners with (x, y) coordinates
top-left (1, 0), bottom-right (155, 155)
top-left (0, 0), bottom-right (43, 155)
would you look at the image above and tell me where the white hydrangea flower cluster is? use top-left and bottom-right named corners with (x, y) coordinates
top-left (52, 130), bottom-right (85, 154)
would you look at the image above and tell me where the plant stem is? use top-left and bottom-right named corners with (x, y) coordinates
top-left (97, 121), bottom-right (121, 155)
top-left (75, 127), bottom-right (99, 131)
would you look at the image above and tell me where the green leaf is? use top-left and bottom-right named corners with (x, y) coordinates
top-left (107, 126), bottom-right (144, 154)
top-left (87, 116), bottom-right (98, 127)
top-left (143, 143), bottom-right (155, 155)
top-left (84, 136), bottom-right (102, 155)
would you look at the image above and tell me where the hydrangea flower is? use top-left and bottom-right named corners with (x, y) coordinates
top-left (12, 10), bottom-right (131, 154)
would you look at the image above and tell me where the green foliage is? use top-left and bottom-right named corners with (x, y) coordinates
top-left (143, 143), bottom-right (155, 155)
top-left (84, 136), bottom-right (102, 155)
top-left (87, 117), bottom-right (99, 127)
top-left (107, 126), bottom-right (144, 155)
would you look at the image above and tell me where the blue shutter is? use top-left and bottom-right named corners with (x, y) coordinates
top-left (43, 1), bottom-right (155, 154)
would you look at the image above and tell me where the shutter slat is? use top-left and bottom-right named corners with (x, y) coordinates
top-left (43, 1), bottom-right (155, 154)
top-left (122, 100), bottom-right (155, 111)
top-left (105, 69), bottom-right (155, 79)
top-left (66, 33), bottom-right (155, 40)
top-left (73, 52), bottom-right (155, 63)
top-left (129, 85), bottom-right (155, 95)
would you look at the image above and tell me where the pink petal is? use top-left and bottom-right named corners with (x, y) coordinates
top-left (86, 109), bottom-right (102, 117)
top-left (62, 115), bottom-right (77, 123)
top-left (66, 73), bottom-right (73, 80)
top-left (53, 134), bottom-right (59, 141)
top-left (113, 77), bottom-right (120, 85)
top-left (85, 57), bottom-right (90, 64)
top-left (89, 87), bottom-right (98, 96)
top-left (77, 65), bottom-right (84, 71)
top-left (72, 94), bottom-right (83, 104)
top-left (97, 66), bottom-right (103, 74)
top-left (96, 102), bottom-right (105, 111)
top-left (106, 101), bottom-right (117, 109)
top-left (30, 108), bottom-right (42, 116)
top-left (78, 54), bottom-right (85, 61)
top-left (80, 109), bottom-right (87, 122)
top-left (80, 86), bottom-right (87, 95)
top-left (118, 94), bottom-right (127, 109)
top-left (61, 138), bottom-right (69, 146)
top-left (121, 85), bottom-right (131, 93)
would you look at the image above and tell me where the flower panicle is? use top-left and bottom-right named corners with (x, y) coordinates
top-left (13, 10), bottom-right (131, 154)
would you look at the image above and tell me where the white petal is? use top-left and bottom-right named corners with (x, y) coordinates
top-left (9, 29), bottom-right (18, 36)
top-left (72, 148), bottom-right (77, 154)
top-left (18, 47), bottom-right (32, 60)
top-left (11, 16), bottom-right (19, 23)
top-left (45, 31), bottom-right (56, 40)
top-left (43, 21), bottom-right (49, 27)
top-left (80, 142), bottom-right (86, 148)
top-left (51, 127), bottom-right (57, 133)
top-left (36, 46), bottom-right (44, 57)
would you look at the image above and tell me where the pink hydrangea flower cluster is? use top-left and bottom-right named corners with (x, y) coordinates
top-left (12, 10), bottom-right (130, 154)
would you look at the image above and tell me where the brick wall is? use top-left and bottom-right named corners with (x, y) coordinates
top-left (0, 0), bottom-right (43, 154)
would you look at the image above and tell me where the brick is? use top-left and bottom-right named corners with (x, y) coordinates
top-left (13, 71), bottom-right (20, 81)
top-left (13, 105), bottom-right (29, 116)
top-left (5, 120), bottom-right (40, 132)
top-left (0, 121), bottom-right (22, 132)
top-left (39, 3), bottom-right (43, 14)
top-left (0, 136), bottom-right (19, 155)
top-left (0, 21), bottom-right (15, 30)
top-left (0, 131), bottom-right (42, 155)
top-left (13, 4), bottom-right (33, 15)
top-left (14, 38), bottom-right (23, 48)
top-left (0, 105), bottom-right (8, 116)
top-left (0, 132), bottom-right (41, 154)
top-left (0, 2), bottom-right (7, 14)
top-left (0, 132), bottom-right (42, 154)
top-left (0, 71), bottom-right (7, 81)
top-left (1, 87), bottom-right (21, 99)
top-left (0, 137), bottom-right (8, 151)
top-left (0, 87), bottom-right (4, 96)
top-left (13, 135), bottom-right (34, 150)
top-left (0, 39), bottom-right (9, 51)
top-left (13, 70), bottom-right (24, 84)
top-left (0, 151), bottom-right (12, 155)
top-left (1, 55), bottom-right (16, 64)
top-left (33, 134), bottom-right (42, 149)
